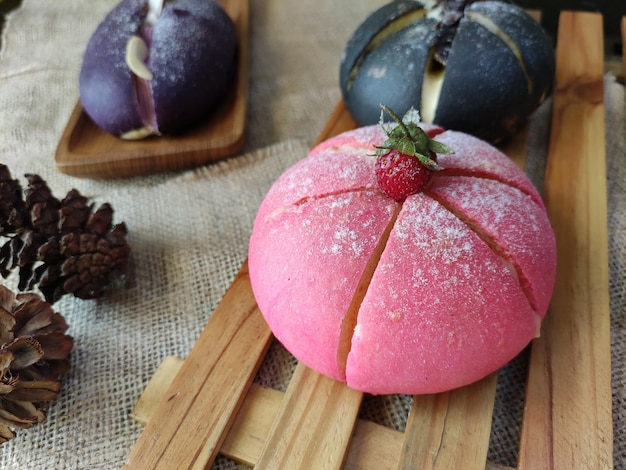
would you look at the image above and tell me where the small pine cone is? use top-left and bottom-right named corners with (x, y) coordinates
top-left (0, 285), bottom-right (73, 444)
top-left (36, 194), bottom-right (130, 303)
top-left (0, 166), bottom-right (28, 236)
top-left (24, 174), bottom-right (61, 238)
top-left (0, 166), bottom-right (130, 304)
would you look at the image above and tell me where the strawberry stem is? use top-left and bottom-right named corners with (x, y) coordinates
top-left (375, 104), bottom-right (453, 171)
top-left (380, 104), bottom-right (412, 139)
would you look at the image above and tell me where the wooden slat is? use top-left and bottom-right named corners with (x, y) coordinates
top-left (123, 263), bottom-right (273, 469)
top-left (132, 355), bottom-right (407, 469)
top-left (255, 363), bottom-right (363, 469)
top-left (130, 356), bottom-right (184, 426)
top-left (518, 11), bottom-right (613, 470)
top-left (396, 373), bottom-right (498, 470)
top-left (344, 420), bottom-right (403, 470)
top-left (220, 383), bottom-right (283, 465)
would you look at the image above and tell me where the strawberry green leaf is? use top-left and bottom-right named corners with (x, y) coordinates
top-left (428, 140), bottom-right (454, 155)
top-left (374, 104), bottom-right (452, 171)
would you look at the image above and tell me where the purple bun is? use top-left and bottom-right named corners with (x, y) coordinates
top-left (79, 0), bottom-right (146, 137)
top-left (79, 0), bottom-right (238, 139)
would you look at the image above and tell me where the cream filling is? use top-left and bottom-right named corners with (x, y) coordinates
top-left (146, 0), bottom-right (164, 26)
top-left (121, 0), bottom-right (166, 139)
top-left (420, 50), bottom-right (445, 124)
top-left (125, 36), bottom-right (153, 80)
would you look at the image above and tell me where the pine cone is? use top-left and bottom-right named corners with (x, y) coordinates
top-left (0, 285), bottom-right (73, 444)
top-left (0, 165), bottom-right (130, 304)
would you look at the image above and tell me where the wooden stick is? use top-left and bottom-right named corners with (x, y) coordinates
top-left (396, 373), bottom-right (497, 470)
top-left (130, 356), bottom-right (184, 426)
top-left (220, 383), bottom-right (283, 465)
top-left (123, 263), bottom-right (273, 469)
top-left (518, 11), bottom-right (613, 469)
top-left (254, 363), bottom-right (363, 469)
top-left (344, 420), bottom-right (403, 470)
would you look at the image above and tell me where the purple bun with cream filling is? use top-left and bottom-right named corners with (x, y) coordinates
top-left (79, 0), bottom-right (237, 139)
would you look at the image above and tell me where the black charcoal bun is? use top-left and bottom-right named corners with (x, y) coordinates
top-left (340, 0), bottom-right (555, 143)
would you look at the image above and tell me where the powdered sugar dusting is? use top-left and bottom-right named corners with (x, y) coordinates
top-left (257, 147), bottom-right (379, 221)
top-left (150, 1), bottom-right (235, 90)
top-left (249, 124), bottom-right (556, 394)
top-left (430, 175), bottom-right (556, 314)
top-left (347, 194), bottom-right (539, 394)
top-left (434, 130), bottom-right (544, 206)
top-left (262, 123), bottom-right (444, 215)
top-left (249, 190), bottom-right (398, 380)
top-left (388, 195), bottom-right (489, 275)
top-left (309, 123), bottom-right (444, 157)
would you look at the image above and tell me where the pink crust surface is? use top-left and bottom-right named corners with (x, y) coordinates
top-left (249, 125), bottom-right (556, 395)
top-left (249, 191), bottom-right (398, 380)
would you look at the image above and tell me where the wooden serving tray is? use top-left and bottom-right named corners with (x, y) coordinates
top-left (123, 11), bottom-right (617, 469)
top-left (54, 0), bottom-right (249, 179)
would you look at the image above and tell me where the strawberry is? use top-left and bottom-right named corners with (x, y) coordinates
top-left (375, 149), bottom-right (435, 201)
top-left (374, 105), bottom-right (453, 201)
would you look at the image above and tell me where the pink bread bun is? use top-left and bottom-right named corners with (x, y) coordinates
top-left (248, 125), bottom-right (556, 395)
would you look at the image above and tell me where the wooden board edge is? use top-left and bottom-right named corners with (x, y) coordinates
top-left (518, 10), bottom-right (613, 469)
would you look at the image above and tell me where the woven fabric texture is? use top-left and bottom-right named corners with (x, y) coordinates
top-left (0, 1), bottom-right (624, 468)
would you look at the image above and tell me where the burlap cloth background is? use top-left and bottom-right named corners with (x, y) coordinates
top-left (0, 1), bottom-right (623, 468)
